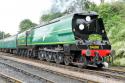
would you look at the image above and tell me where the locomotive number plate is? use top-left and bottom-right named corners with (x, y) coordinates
top-left (89, 45), bottom-right (99, 49)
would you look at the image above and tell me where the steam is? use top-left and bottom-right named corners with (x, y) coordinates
top-left (51, 0), bottom-right (86, 13)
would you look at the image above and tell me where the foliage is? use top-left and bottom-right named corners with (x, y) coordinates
top-left (0, 31), bottom-right (11, 39)
top-left (40, 0), bottom-right (93, 23)
top-left (50, 0), bottom-right (90, 13)
top-left (40, 12), bottom-right (64, 23)
top-left (89, 2), bottom-right (125, 65)
top-left (19, 19), bottom-right (37, 32)
top-left (64, 0), bottom-right (91, 13)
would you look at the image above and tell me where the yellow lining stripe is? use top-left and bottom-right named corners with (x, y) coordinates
top-left (18, 41), bottom-right (75, 45)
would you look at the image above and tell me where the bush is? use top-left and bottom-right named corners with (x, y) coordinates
top-left (89, 2), bottom-right (125, 66)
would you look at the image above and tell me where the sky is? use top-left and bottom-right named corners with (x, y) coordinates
top-left (0, 0), bottom-right (112, 35)
top-left (0, 0), bottom-right (52, 35)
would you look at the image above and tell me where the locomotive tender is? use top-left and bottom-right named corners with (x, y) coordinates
top-left (0, 12), bottom-right (113, 68)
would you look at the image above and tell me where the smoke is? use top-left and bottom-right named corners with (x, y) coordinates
top-left (50, 0), bottom-right (87, 13)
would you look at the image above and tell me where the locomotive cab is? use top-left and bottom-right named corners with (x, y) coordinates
top-left (72, 13), bottom-right (112, 68)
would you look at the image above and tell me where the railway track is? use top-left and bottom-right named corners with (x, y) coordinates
top-left (0, 59), bottom-right (54, 83)
top-left (0, 72), bottom-right (22, 83)
top-left (0, 60), bottom-right (85, 83)
top-left (0, 52), bottom-right (91, 83)
top-left (0, 52), bottom-right (125, 83)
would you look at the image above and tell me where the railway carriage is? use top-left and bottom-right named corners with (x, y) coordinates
top-left (0, 35), bottom-right (17, 53)
top-left (0, 12), bottom-right (114, 68)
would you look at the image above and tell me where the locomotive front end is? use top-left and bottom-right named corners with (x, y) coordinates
top-left (72, 13), bottom-right (113, 68)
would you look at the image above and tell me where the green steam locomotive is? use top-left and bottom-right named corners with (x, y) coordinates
top-left (0, 12), bottom-right (114, 68)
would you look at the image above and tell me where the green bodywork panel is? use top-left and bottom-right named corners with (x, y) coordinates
top-left (0, 35), bottom-right (16, 48)
top-left (17, 15), bottom-right (76, 46)
top-left (31, 16), bottom-right (75, 45)
top-left (17, 31), bottom-right (27, 46)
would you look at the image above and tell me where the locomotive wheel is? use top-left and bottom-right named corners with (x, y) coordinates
top-left (15, 50), bottom-right (18, 55)
top-left (45, 52), bottom-right (51, 62)
top-left (54, 53), bottom-right (57, 62)
top-left (64, 56), bottom-right (73, 66)
top-left (17, 49), bottom-right (19, 55)
top-left (33, 50), bottom-right (38, 58)
top-left (55, 53), bottom-right (64, 64)
top-left (22, 50), bottom-right (25, 56)
top-left (19, 50), bottom-right (21, 56)
top-left (24, 50), bottom-right (26, 56)
top-left (32, 50), bottom-right (35, 58)
top-left (25, 50), bottom-right (28, 57)
top-left (45, 52), bottom-right (49, 61)
top-left (38, 51), bottom-right (45, 60)
top-left (23, 50), bottom-right (26, 56)
top-left (29, 51), bottom-right (33, 58)
top-left (27, 50), bottom-right (30, 57)
top-left (21, 50), bottom-right (24, 56)
top-left (12, 50), bottom-right (14, 54)
top-left (18, 50), bottom-right (20, 55)
top-left (14, 50), bottom-right (16, 54)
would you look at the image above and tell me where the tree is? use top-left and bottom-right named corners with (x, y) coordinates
top-left (4, 33), bottom-right (11, 38)
top-left (50, 0), bottom-right (71, 13)
top-left (65, 0), bottom-right (91, 13)
top-left (0, 31), bottom-right (4, 39)
top-left (50, 0), bottom-right (91, 13)
top-left (19, 19), bottom-right (37, 32)
top-left (40, 12), bottom-right (64, 23)
top-left (0, 31), bottom-right (11, 39)
top-left (40, 0), bottom-right (92, 23)
top-left (100, 0), bottom-right (104, 3)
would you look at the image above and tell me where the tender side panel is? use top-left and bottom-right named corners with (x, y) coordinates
top-left (17, 31), bottom-right (27, 46)
top-left (27, 30), bottom-right (33, 45)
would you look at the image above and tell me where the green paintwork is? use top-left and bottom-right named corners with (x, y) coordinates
top-left (17, 31), bottom-right (27, 46)
top-left (0, 35), bottom-right (16, 48)
top-left (31, 16), bottom-right (75, 45)
top-left (17, 14), bottom-right (76, 46)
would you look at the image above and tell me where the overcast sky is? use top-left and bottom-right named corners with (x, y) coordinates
top-left (0, 0), bottom-right (111, 35)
